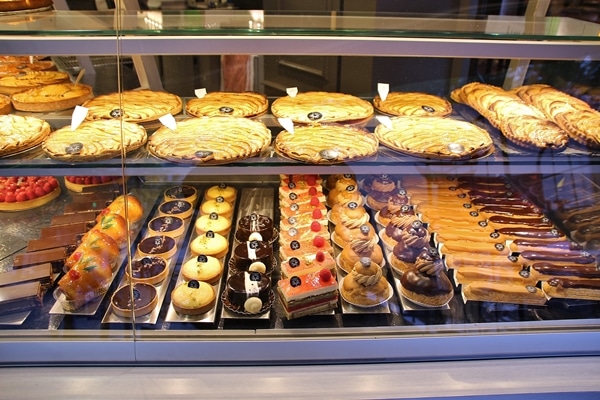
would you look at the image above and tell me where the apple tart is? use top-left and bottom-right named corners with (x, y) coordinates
top-left (185, 91), bottom-right (268, 118)
top-left (0, 60), bottom-right (55, 77)
top-left (271, 91), bottom-right (374, 124)
top-left (373, 92), bottom-right (452, 117)
top-left (0, 114), bottom-right (51, 157)
top-left (147, 116), bottom-right (272, 165)
top-left (374, 116), bottom-right (493, 160)
top-left (0, 94), bottom-right (11, 114)
top-left (11, 83), bottom-right (93, 112)
top-left (82, 89), bottom-right (183, 123)
top-left (0, 71), bottom-right (70, 95)
top-left (42, 119), bottom-right (147, 162)
top-left (274, 124), bottom-right (379, 164)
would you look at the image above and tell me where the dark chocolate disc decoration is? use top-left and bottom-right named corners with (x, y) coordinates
top-left (469, 211), bottom-right (479, 217)
top-left (287, 217), bottom-right (297, 225)
top-left (164, 216), bottom-right (173, 224)
top-left (206, 230), bottom-right (215, 238)
top-left (187, 280), bottom-right (200, 289)
top-left (398, 188), bottom-right (407, 196)
top-left (343, 174), bottom-right (352, 178)
top-left (360, 224), bottom-right (370, 234)
top-left (219, 182), bottom-right (227, 189)
top-left (209, 212), bottom-right (219, 220)
top-left (346, 185), bottom-right (356, 192)
top-left (490, 232), bottom-right (500, 239)
top-left (289, 192), bottom-right (298, 201)
top-left (195, 150), bottom-right (214, 158)
top-left (462, 203), bottom-right (472, 209)
top-left (478, 221), bottom-right (488, 227)
top-left (290, 240), bottom-right (300, 250)
top-left (319, 149), bottom-right (340, 160)
top-left (250, 213), bottom-right (257, 221)
top-left (142, 257), bottom-right (153, 266)
top-left (542, 217), bottom-right (549, 223)
top-left (132, 288), bottom-right (141, 301)
top-left (290, 203), bottom-right (299, 211)
top-left (380, 174), bottom-right (389, 179)
top-left (219, 106), bottom-right (234, 114)
top-left (65, 142), bottom-right (83, 155)
top-left (197, 255), bottom-right (208, 263)
top-left (307, 111), bottom-right (323, 121)
top-left (348, 202), bottom-right (358, 209)
top-left (216, 196), bottom-right (224, 203)
top-left (288, 227), bottom-right (298, 237)
top-left (249, 272), bottom-right (261, 281)
top-left (288, 182), bottom-right (296, 189)
top-left (411, 220), bottom-right (422, 229)
top-left (449, 186), bottom-right (458, 191)
top-left (421, 105), bottom-right (435, 113)
top-left (458, 193), bottom-right (467, 198)
top-left (289, 257), bottom-right (300, 268)
top-left (519, 269), bottom-right (530, 278)
top-left (109, 108), bottom-right (123, 118)
top-left (494, 243), bottom-right (505, 251)
top-left (290, 276), bottom-right (302, 287)
top-left (249, 240), bottom-right (260, 250)
top-left (154, 237), bottom-right (163, 246)
top-left (526, 285), bottom-right (537, 293)
top-left (508, 255), bottom-right (518, 262)
top-left (401, 205), bottom-right (411, 213)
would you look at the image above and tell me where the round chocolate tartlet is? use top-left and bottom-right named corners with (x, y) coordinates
top-left (148, 215), bottom-right (185, 239)
top-left (158, 199), bottom-right (193, 219)
top-left (137, 235), bottom-right (177, 260)
top-left (164, 185), bottom-right (198, 204)
top-left (111, 283), bottom-right (158, 318)
top-left (127, 256), bottom-right (168, 285)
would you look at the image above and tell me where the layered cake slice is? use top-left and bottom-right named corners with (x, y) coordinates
top-left (277, 268), bottom-right (339, 319)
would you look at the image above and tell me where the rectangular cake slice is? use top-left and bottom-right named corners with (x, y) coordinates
top-left (277, 268), bottom-right (338, 319)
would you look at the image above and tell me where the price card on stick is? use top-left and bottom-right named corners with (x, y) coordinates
top-left (70, 106), bottom-right (88, 131)
top-left (159, 114), bottom-right (177, 130)
top-left (278, 118), bottom-right (294, 134)
top-left (194, 88), bottom-right (207, 98)
top-left (286, 87), bottom-right (298, 98)
top-left (378, 83), bottom-right (389, 101)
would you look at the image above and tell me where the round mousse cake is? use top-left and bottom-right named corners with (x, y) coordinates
top-left (235, 213), bottom-right (275, 243)
top-left (171, 279), bottom-right (216, 316)
top-left (137, 235), bottom-right (177, 260)
top-left (181, 254), bottom-right (223, 284)
top-left (158, 199), bottom-right (193, 220)
top-left (127, 256), bottom-right (169, 285)
top-left (163, 185), bottom-right (198, 204)
top-left (231, 240), bottom-right (274, 273)
top-left (111, 283), bottom-right (158, 318)
top-left (224, 271), bottom-right (272, 314)
top-left (148, 215), bottom-right (185, 239)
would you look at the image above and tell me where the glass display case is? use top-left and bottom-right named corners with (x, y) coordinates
top-left (0, 3), bottom-right (599, 366)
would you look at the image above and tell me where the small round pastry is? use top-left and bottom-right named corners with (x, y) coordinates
top-left (376, 202), bottom-right (414, 227)
top-left (366, 175), bottom-right (398, 211)
top-left (99, 194), bottom-right (144, 229)
top-left (163, 185), bottom-right (198, 204)
top-left (224, 270), bottom-right (272, 314)
top-left (159, 199), bottom-right (194, 220)
top-left (195, 212), bottom-right (232, 236)
top-left (127, 256), bottom-right (169, 285)
top-left (111, 283), bottom-right (158, 318)
top-left (333, 218), bottom-right (376, 249)
top-left (389, 221), bottom-right (431, 275)
top-left (338, 236), bottom-right (384, 274)
top-left (325, 174), bottom-right (355, 191)
top-left (231, 240), bottom-right (274, 273)
top-left (137, 235), bottom-right (177, 260)
top-left (329, 200), bottom-right (368, 226)
top-left (148, 215), bottom-right (185, 239)
top-left (382, 214), bottom-right (422, 249)
top-left (204, 183), bottom-right (237, 203)
top-left (171, 279), bottom-right (216, 316)
top-left (200, 197), bottom-right (233, 218)
top-left (400, 267), bottom-right (453, 308)
top-left (181, 254), bottom-right (223, 284)
top-left (341, 257), bottom-right (391, 307)
top-left (189, 230), bottom-right (229, 258)
top-left (326, 175), bottom-right (358, 206)
top-left (235, 213), bottom-right (275, 243)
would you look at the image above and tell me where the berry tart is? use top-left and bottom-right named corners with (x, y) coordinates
top-left (0, 176), bottom-right (60, 212)
top-left (64, 176), bottom-right (122, 193)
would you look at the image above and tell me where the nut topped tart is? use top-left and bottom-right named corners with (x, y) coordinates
top-left (374, 116), bottom-right (493, 160)
top-left (0, 114), bottom-right (51, 157)
top-left (0, 71), bottom-right (70, 95)
top-left (185, 91), bottom-right (268, 118)
top-left (42, 119), bottom-right (147, 162)
top-left (274, 124), bottom-right (379, 164)
top-left (11, 83), bottom-right (93, 112)
top-left (147, 116), bottom-right (272, 165)
top-left (82, 89), bottom-right (183, 123)
top-left (271, 91), bottom-right (374, 124)
top-left (373, 92), bottom-right (452, 117)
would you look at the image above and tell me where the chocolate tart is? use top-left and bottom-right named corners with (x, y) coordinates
top-left (137, 235), bottom-right (177, 260)
top-left (147, 215), bottom-right (185, 239)
top-left (158, 199), bottom-right (193, 220)
top-left (111, 283), bottom-right (158, 318)
top-left (163, 185), bottom-right (198, 204)
top-left (126, 256), bottom-right (169, 285)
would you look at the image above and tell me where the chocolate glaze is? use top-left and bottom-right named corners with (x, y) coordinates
top-left (400, 269), bottom-right (453, 296)
top-left (51, 211), bottom-right (99, 226)
top-left (498, 227), bottom-right (562, 239)
top-left (112, 283), bottom-right (156, 310)
top-left (149, 216), bottom-right (184, 233)
top-left (489, 215), bottom-right (552, 227)
top-left (520, 250), bottom-right (596, 264)
top-left (574, 224), bottom-right (600, 240)
top-left (512, 239), bottom-right (582, 250)
top-left (235, 214), bottom-right (274, 242)
top-left (380, 204), bottom-right (414, 221)
top-left (547, 277), bottom-right (600, 289)
top-left (159, 200), bottom-right (192, 216)
top-left (138, 236), bottom-right (175, 255)
top-left (467, 190), bottom-right (520, 200)
top-left (226, 271), bottom-right (271, 307)
top-left (164, 185), bottom-right (196, 200)
top-left (232, 241), bottom-right (273, 271)
top-left (459, 181), bottom-right (510, 192)
top-left (471, 198), bottom-right (531, 207)
top-left (479, 205), bottom-right (541, 216)
top-left (532, 262), bottom-right (600, 278)
top-left (130, 257), bottom-right (167, 279)
top-left (566, 209), bottom-right (600, 226)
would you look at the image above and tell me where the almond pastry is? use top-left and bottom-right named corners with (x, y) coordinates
top-left (451, 82), bottom-right (568, 151)
top-left (0, 71), bottom-right (71, 95)
top-left (185, 91), bottom-right (268, 118)
top-left (0, 114), bottom-right (51, 157)
top-left (271, 91), bottom-right (374, 124)
top-left (147, 116), bottom-right (272, 165)
top-left (373, 92), bottom-right (452, 117)
top-left (374, 116), bottom-right (493, 160)
top-left (274, 124), bottom-right (379, 164)
top-left (82, 89), bottom-right (183, 123)
top-left (42, 119), bottom-right (147, 162)
top-left (11, 83), bottom-right (93, 112)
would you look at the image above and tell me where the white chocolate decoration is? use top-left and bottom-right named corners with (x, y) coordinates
top-left (244, 297), bottom-right (262, 313)
top-left (248, 232), bottom-right (263, 241)
top-left (249, 261), bottom-right (267, 273)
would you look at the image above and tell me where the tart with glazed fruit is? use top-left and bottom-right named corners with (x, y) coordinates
top-left (64, 176), bottom-right (122, 193)
top-left (0, 176), bottom-right (60, 212)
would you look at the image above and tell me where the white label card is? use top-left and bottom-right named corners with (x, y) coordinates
top-left (159, 114), bottom-right (177, 130)
top-left (70, 106), bottom-right (88, 131)
top-left (278, 118), bottom-right (294, 134)
top-left (286, 87), bottom-right (298, 98)
top-left (378, 83), bottom-right (390, 101)
top-left (194, 88), bottom-right (207, 98)
top-left (376, 115), bottom-right (393, 130)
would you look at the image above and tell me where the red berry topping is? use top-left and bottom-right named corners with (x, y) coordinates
top-left (319, 268), bottom-right (332, 282)
top-left (15, 192), bottom-right (27, 202)
top-left (310, 197), bottom-right (320, 207)
top-left (306, 176), bottom-right (317, 186)
top-left (308, 187), bottom-right (318, 196)
top-left (315, 251), bottom-right (325, 262)
top-left (312, 209), bottom-right (323, 219)
top-left (68, 269), bottom-right (81, 280)
top-left (313, 235), bottom-right (325, 248)
top-left (5, 192), bottom-right (16, 203)
top-left (310, 221), bottom-right (321, 232)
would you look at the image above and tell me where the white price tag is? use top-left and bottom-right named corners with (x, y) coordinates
top-left (70, 106), bottom-right (88, 131)
top-left (377, 83), bottom-right (390, 101)
top-left (376, 115), bottom-right (393, 130)
top-left (278, 118), bottom-right (294, 134)
top-left (194, 88), bottom-right (207, 98)
top-left (286, 87), bottom-right (298, 98)
top-left (159, 114), bottom-right (177, 130)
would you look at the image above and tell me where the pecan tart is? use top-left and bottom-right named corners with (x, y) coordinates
top-left (274, 124), bottom-right (379, 164)
top-left (373, 92), bottom-right (452, 117)
top-left (271, 91), bottom-right (374, 124)
top-left (185, 91), bottom-right (268, 118)
top-left (374, 116), bottom-right (493, 160)
top-left (0, 114), bottom-right (51, 157)
top-left (42, 119), bottom-right (147, 162)
top-left (82, 89), bottom-right (183, 123)
top-left (11, 83), bottom-right (93, 112)
top-left (0, 71), bottom-right (70, 95)
top-left (147, 116), bottom-right (272, 165)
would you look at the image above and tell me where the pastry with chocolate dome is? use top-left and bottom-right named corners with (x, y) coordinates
top-left (389, 220), bottom-right (431, 275)
top-left (235, 213), bottom-right (275, 243)
top-left (381, 213), bottom-right (422, 250)
top-left (230, 240), bottom-right (274, 274)
top-left (365, 175), bottom-right (398, 211)
top-left (171, 279), bottom-right (216, 316)
top-left (224, 271), bottom-right (272, 314)
top-left (375, 194), bottom-right (412, 227)
top-left (338, 236), bottom-right (384, 274)
top-left (111, 283), bottom-right (158, 318)
top-left (341, 257), bottom-right (392, 307)
top-left (400, 247), bottom-right (453, 307)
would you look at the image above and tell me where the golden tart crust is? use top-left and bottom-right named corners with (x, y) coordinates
top-left (271, 91), bottom-right (374, 124)
top-left (0, 94), bottom-right (11, 114)
top-left (147, 116), bottom-right (272, 165)
top-left (0, 0), bottom-right (53, 11)
top-left (274, 124), bottom-right (379, 164)
top-left (82, 89), bottom-right (183, 123)
top-left (11, 83), bottom-right (93, 112)
top-left (0, 60), bottom-right (55, 77)
top-left (42, 119), bottom-right (147, 162)
top-left (374, 116), bottom-right (493, 160)
top-left (0, 71), bottom-right (70, 95)
top-left (0, 114), bottom-right (51, 157)
top-left (373, 92), bottom-right (452, 117)
top-left (185, 91), bottom-right (268, 118)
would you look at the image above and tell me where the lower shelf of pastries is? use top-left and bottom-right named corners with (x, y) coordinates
top-left (1, 173), bottom-right (600, 332)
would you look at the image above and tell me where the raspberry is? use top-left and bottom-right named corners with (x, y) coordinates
top-left (312, 209), bottom-right (323, 219)
top-left (315, 251), bottom-right (325, 262)
top-left (313, 235), bottom-right (325, 248)
top-left (308, 187), bottom-right (318, 196)
top-left (318, 268), bottom-right (332, 282)
top-left (68, 269), bottom-right (81, 280)
top-left (15, 192), bottom-right (27, 202)
top-left (306, 176), bottom-right (317, 186)
top-left (310, 197), bottom-right (320, 207)
top-left (5, 192), bottom-right (16, 202)
top-left (34, 186), bottom-right (46, 197)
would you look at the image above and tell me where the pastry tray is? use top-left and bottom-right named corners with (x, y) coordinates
top-left (220, 187), bottom-right (275, 321)
top-left (0, 310), bottom-right (31, 325)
